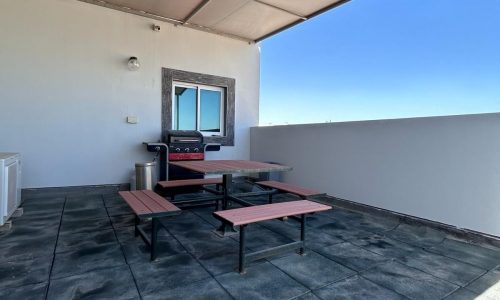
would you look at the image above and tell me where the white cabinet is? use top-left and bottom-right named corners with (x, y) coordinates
top-left (0, 153), bottom-right (21, 226)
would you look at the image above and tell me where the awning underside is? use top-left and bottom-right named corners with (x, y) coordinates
top-left (79, 0), bottom-right (349, 43)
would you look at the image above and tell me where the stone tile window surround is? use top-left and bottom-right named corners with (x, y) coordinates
top-left (162, 68), bottom-right (235, 146)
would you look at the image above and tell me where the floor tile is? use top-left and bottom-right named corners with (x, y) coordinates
top-left (215, 262), bottom-right (309, 300)
top-left (193, 244), bottom-right (265, 276)
top-left (398, 249), bottom-right (486, 286)
top-left (114, 225), bottom-right (147, 244)
top-left (106, 205), bottom-right (133, 217)
top-left (231, 226), bottom-right (294, 252)
top-left (110, 214), bottom-right (136, 229)
top-left (64, 195), bottom-right (104, 211)
top-left (271, 251), bottom-right (356, 289)
top-left (142, 278), bottom-right (232, 300)
top-left (62, 207), bottom-right (108, 221)
top-left (0, 223), bottom-right (59, 244)
top-left (174, 228), bottom-right (239, 253)
top-left (159, 211), bottom-right (214, 233)
top-left (56, 229), bottom-right (118, 253)
top-left (361, 261), bottom-right (459, 299)
top-left (0, 256), bottom-right (52, 289)
top-left (47, 265), bottom-right (139, 300)
top-left (384, 223), bottom-right (447, 248)
top-left (313, 275), bottom-right (405, 300)
top-left (293, 292), bottom-right (322, 300)
top-left (344, 214), bottom-right (400, 234)
top-left (351, 235), bottom-right (420, 260)
top-left (444, 288), bottom-right (479, 300)
top-left (315, 242), bottom-right (388, 271)
top-left (0, 282), bottom-right (47, 300)
top-left (51, 244), bottom-right (126, 279)
top-left (121, 237), bottom-right (186, 264)
top-left (466, 267), bottom-right (500, 295)
top-left (59, 217), bottom-right (112, 234)
top-left (426, 239), bottom-right (500, 270)
top-left (191, 207), bottom-right (221, 227)
top-left (0, 236), bottom-right (56, 263)
top-left (22, 197), bottom-right (65, 213)
top-left (103, 195), bottom-right (127, 208)
top-left (307, 215), bottom-right (373, 241)
top-left (130, 253), bottom-right (211, 295)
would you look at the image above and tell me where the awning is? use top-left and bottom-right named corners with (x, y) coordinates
top-left (78, 0), bottom-right (350, 43)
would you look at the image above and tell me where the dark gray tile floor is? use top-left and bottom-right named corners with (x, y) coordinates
top-left (1, 190), bottom-right (499, 300)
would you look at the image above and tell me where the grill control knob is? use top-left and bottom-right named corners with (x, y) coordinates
top-left (184, 148), bottom-right (190, 153)
top-left (175, 148), bottom-right (181, 153)
top-left (193, 148), bottom-right (199, 153)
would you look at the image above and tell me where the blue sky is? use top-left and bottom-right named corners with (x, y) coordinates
top-left (259, 0), bottom-right (500, 125)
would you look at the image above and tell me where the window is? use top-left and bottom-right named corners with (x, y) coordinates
top-left (162, 68), bottom-right (235, 146)
top-left (173, 82), bottom-right (224, 136)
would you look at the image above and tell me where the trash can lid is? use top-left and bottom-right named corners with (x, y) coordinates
top-left (135, 162), bottom-right (157, 167)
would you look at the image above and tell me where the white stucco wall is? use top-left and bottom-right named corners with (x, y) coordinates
top-left (251, 113), bottom-right (500, 236)
top-left (0, 0), bottom-right (260, 188)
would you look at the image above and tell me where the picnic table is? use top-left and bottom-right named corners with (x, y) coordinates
top-left (168, 160), bottom-right (292, 235)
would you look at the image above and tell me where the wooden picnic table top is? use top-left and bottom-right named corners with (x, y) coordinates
top-left (168, 160), bottom-right (292, 175)
top-left (213, 200), bottom-right (331, 226)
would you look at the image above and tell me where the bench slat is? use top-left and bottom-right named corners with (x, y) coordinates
top-left (130, 190), bottom-right (168, 213)
top-left (213, 200), bottom-right (331, 226)
top-left (256, 180), bottom-right (323, 197)
top-left (142, 190), bottom-right (181, 213)
top-left (119, 191), bottom-right (152, 215)
top-left (157, 178), bottom-right (222, 189)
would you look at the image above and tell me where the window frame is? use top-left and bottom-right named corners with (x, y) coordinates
top-left (172, 81), bottom-right (225, 137)
top-left (162, 68), bottom-right (235, 146)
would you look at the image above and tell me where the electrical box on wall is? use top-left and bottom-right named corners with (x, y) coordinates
top-left (127, 116), bottom-right (138, 124)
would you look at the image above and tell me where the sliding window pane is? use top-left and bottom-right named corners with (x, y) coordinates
top-left (200, 89), bottom-right (221, 132)
top-left (174, 86), bottom-right (196, 130)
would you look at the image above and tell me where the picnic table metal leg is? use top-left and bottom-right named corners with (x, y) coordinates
top-left (239, 225), bottom-right (247, 274)
top-left (215, 174), bottom-right (238, 236)
top-left (222, 174), bottom-right (232, 209)
top-left (299, 214), bottom-right (306, 255)
top-left (134, 216), bottom-right (140, 237)
top-left (151, 218), bottom-right (159, 261)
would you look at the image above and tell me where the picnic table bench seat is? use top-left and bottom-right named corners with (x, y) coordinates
top-left (255, 180), bottom-right (325, 202)
top-left (119, 190), bottom-right (181, 260)
top-left (213, 200), bottom-right (332, 273)
top-left (157, 178), bottom-right (223, 189)
top-left (157, 178), bottom-right (223, 201)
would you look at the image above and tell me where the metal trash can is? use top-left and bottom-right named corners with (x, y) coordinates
top-left (135, 162), bottom-right (157, 190)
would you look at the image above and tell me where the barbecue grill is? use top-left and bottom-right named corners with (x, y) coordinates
top-left (144, 130), bottom-right (220, 181)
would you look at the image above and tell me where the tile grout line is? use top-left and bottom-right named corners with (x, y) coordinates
top-left (104, 194), bottom-right (144, 300)
top-left (43, 195), bottom-right (67, 300)
top-left (161, 220), bottom-right (237, 300)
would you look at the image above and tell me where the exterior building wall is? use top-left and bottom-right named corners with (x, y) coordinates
top-left (0, 0), bottom-right (260, 188)
top-left (251, 113), bottom-right (500, 236)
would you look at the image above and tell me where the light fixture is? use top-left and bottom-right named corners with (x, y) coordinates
top-left (127, 56), bottom-right (140, 71)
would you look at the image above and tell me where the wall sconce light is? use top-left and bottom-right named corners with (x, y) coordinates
top-left (127, 56), bottom-right (140, 71)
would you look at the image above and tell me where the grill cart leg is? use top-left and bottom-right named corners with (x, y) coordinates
top-left (239, 225), bottom-right (247, 274)
top-left (299, 214), bottom-right (307, 255)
